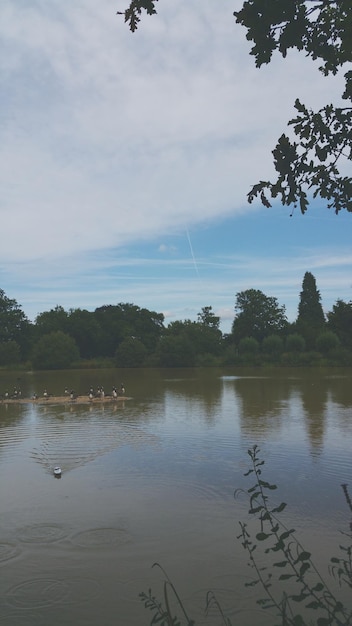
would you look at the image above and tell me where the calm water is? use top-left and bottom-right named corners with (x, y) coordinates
top-left (0, 367), bottom-right (351, 625)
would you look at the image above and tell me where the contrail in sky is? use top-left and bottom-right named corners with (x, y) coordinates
top-left (186, 228), bottom-right (199, 277)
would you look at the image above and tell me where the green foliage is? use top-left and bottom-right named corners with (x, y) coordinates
top-left (195, 352), bottom-right (222, 367)
top-left (234, 1), bottom-right (352, 72)
top-left (93, 305), bottom-right (125, 356)
top-left (120, 1), bottom-right (352, 214)
top-left (238, 336), bottom-right (259, 355)
top-left (247, 108), bottom-right (352, 213)
top-left (327, 299), bottom-right (352, 350)
top-left (117, 0), bottom-right (159, 32)
top-left (324, 346), bottom-right (352, 367)
top-left (329, 484), bottom-right (352, 591)
top-left (282, 348), bottom-right (324, 367)
top-left (1, 277), bottom-right (352, 367)
top-left (262, 334), bottom-right (284, 359)
top-left (140, 446), bottom-right (352, 625)
top-left (94, 303), bottom-right (164, 357)
top-left (115, 336), bottom-right (147, 367)
top-left (236, 445), bottom-right (352, 625)
top-left (157, 332), bottom-right (196, 367)
top-left (286, 333), bottom-right (306, 353)
top-left (316, 330), bottom-right (340, 355)
top-left (296, 272), bottom-right (325, 350)
top-left (0, 341), bottom-right (21, 366)
top-left (234, 1), bottom-right (352, 214)
top-left (35, 305), bottom-right (69, 336)
top-left (134, 307), bottom-right (165, 352)
top-left (232, 289), bottom-right (288, 343)
top-left (140, 564), bottom-right (195, 626)
top-left (157, 316), bottom-right (222, 367)
top-left (31, 331), bottom-right (80, 370)
top-left (0, 288), bottom-right (31, 358)
top-left (297, 272), bottom-right (325, 328)
top-left (222, 343), bottom-right (240, 366)
top-left (66, 308), bottom-right (102, 359)
top-left (197, 306), bottom-right (220, 330)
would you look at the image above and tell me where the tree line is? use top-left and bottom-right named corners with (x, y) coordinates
top-left (0, 272), bottom-right (351, 369)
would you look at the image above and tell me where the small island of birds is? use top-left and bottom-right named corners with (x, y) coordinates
top-left (1, 385), bottom-right (129, 405)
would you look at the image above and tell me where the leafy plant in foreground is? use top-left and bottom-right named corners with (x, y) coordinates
top-left (139, 563), bottom-right (196, 626)
top-left (140, 446), bottom-right (352, 625)
top-left (329, 484), bottom-right (352, 592)
top-left (236, 445), bottom-right (352, 625)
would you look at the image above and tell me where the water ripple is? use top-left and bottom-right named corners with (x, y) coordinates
top-left (17, 523), bottom-right (68, 544)
top-left (29, 414), bottom-right (156, 473)
top-left (6, 578), bottom-right (69, 608)
top-left (70, 527), bottom-right (132, 548)
top-left (0, 542), bottom-right (21, 564)
top-left (0, 612), bottom-right (48, 626)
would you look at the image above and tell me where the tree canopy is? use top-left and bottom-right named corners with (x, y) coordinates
top-left (0, 288), bottom-right (29, 344)
top-left (296, 271), bottom-right (325, 348)
top-left (232, 288), bottom-right (288, 343)
top-left (119, 0), bottom-right (352, 214)
top-left (31, 331), bottom-right (80, 370)
top-left (1, 277), bottom-right (352, 368)
top-left (327, 298), bottom-right (352, 350)
top-left (297, 271), bottom-right (325, 327)
top-left (0, 288), bottom-right (31, 359)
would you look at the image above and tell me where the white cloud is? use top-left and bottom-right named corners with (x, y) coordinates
top-left (1, 1), bottom-right (341, 259)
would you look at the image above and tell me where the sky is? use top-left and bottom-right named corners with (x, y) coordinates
top-left (1, 0), bottom-right (351, 334)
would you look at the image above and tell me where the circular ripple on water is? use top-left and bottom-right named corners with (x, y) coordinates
top-left (6, 578), bottom-right (69, 608)
top-left (0, 612), bottom-right (48, 626)
top-left (17, 523), bottom-right (68, 544)
top-left (0, 542), bottom-right (21, 564)
top-left (70, 527), bottom-right (132, 548)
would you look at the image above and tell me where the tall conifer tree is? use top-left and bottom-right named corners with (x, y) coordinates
top-left (296, 272), bottom-right (325, 348)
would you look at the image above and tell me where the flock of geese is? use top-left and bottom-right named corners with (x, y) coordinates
top-left (2, 384), bottom-right (126, 402)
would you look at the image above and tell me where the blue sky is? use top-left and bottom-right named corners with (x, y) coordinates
top-left (1, 0), bottom-right (351, 334)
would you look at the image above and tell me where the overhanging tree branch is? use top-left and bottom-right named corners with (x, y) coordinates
top-left (118, 0), bottom-right (352, 214)
top-left (234, 0), bottom-right (352, 213)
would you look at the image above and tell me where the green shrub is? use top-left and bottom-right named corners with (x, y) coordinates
top-left (262, 334), bottom-right (284, 360)
top-left (31, 331), bottom-right (80, 370)
top-left (316, 331), bottom-right (340, 354)
top-left (239, 336), bottom-right (259, 355)
top-left (115, 337), bottom-right (147, 367)
top-left (0, 341), bottom-right (21, 366)
top-left (286, 333), bottom-right (306, 353)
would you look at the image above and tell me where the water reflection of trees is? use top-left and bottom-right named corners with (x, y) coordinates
top-left (163, 370), bottom-right (223, 425)
top-left (299, 376), bottom-right (328, 455)
top-left (234, 376), bottom-right (291, 436)
top-left (232, 371), bottom-right (337, 454)
top-left (328, 375), bottom-right (352, 408)
top-left (0, 404), bottom-right (27, 430)
top-left (299, 372), bottom-right (352, 452)
top-left (0, 405), bottom-right (30, 458)
top-left (229, 369), bottom-right (351, 454)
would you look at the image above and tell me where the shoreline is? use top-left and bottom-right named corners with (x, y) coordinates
top-left (1, 395), bottom-right (130, 405)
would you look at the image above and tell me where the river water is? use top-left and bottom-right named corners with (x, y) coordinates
top-left (0, 367), bottom-right (351, 625)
